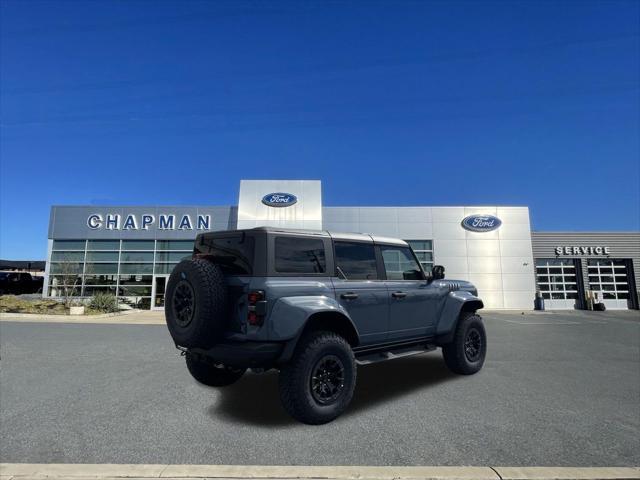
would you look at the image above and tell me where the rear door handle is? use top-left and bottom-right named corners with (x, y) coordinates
top-left (340, 292), bottom-right (359, 300)
top-left (391, 291), bottom-right (407, 299)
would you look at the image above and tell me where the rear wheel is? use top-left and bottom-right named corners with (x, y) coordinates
top-left (279, 332), bottom-right (356, 425)
top-left (186, 353), bottom-right (246, 387)
top-left (442, 312), bottom-right (486, 375)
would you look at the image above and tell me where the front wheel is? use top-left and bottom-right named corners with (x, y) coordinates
top-left (442, 312), bottom-right (487, 375)
top-left (279, 332), bottom-right (356, 425)
top-left (186, 353), bottom-right (246, 387)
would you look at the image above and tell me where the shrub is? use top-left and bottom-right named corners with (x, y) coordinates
top-left (89, 293), bottom-right (118, 313)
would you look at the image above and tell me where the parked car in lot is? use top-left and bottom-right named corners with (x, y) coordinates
top-left (164, 228), bottom-right (486, 424)
top-left (0, 272), bottom-right (43, 295)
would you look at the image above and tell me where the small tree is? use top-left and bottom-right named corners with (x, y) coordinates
top-left (52, 256), bottom-right (82, 308)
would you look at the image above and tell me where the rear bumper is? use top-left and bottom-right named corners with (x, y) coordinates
top-left (187, 341), bottom-right (284, 369)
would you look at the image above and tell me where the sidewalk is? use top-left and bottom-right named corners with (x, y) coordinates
top-left (1, 464), bottom-right (639, 480)
top-left (0, 310), bottom-right (165, 325)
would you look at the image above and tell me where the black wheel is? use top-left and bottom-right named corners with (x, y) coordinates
top-left (279, 331), bottom-right (356, 425)
top-left (442, 312), bottom-right (487, 375)
top-left (186, 353), bottom-right (246, 387)
top-left (165, 259), bottom-right (228, 348)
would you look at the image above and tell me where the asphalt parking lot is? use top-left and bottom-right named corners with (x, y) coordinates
top-left (1, 310), bottom-right (638, 466)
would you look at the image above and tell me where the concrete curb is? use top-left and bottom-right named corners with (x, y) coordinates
top-left (1, 464), bottom-right (638, 480)
top-left (0, 311), bottom-right (165, 325)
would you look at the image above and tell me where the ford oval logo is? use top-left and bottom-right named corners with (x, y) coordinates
top-left (261, 192), bottom-right (298, 207)
top-left (461, 214), bottom-right (502, 232)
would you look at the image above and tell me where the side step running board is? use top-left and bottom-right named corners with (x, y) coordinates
top-left (355, 344), bottom-right (437, 366)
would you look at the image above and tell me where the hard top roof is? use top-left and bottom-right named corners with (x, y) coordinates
top-left (198, 227), bottom-right (407, 246)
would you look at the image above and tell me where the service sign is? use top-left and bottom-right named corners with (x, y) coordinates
top-left (555, 246), bottom-right (611, 256)
top-left (261, 192), bottom-right (298, 207)
top-left (461, 214), bottom-right (502, 232)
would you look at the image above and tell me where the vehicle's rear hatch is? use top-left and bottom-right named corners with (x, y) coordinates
top-left (193, 230), bottom-right (266, 334)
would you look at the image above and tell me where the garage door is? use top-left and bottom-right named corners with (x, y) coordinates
top-left (587, 259), bottom-right (631, 310)
top-left (536, 258), bottom-right (580, 309)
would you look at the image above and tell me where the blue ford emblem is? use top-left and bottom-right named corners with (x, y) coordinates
top-left (261, 192), bottom-right (298, 207)
top-left (461, 214), bottom-right (502, 232)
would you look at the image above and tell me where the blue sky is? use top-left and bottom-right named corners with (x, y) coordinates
top-left (1, 0), bottom-right (639, 259)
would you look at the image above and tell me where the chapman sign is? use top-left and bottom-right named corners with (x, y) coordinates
top-left (87, 213), bottom-right (211, 231)
top-left (555, 246), bottom-right (611, 256)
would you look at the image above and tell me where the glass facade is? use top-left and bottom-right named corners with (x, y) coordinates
top-left (48, 239), bottom-right (193, 309)
top-left (406, 240), bottom-right (434, 273)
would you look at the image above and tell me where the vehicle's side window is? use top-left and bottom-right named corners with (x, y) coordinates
top-left (274, 237), bottom-right (326, 274)
top-left (334, 241), bottom-right (378, 280)
top-left (381, 245), bottom-right (423, 280)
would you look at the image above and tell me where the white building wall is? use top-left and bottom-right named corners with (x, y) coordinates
top-left (323, 206), bottom-right (536, 310)
top-left (237, 180), bottom-right (322, 230)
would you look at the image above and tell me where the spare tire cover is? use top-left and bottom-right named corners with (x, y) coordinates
top-left (165, 259), bottom-right (228, 348)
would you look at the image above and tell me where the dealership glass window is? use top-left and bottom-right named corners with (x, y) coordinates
top-left (535, 259), bottom-right (578, 300)
top-left (84, 263), bottom-right (119, 275)
top-left (48, 237), bottom-right (199, 307)
top-left (119, 297), bottom-right (151, 310)
top-left (334, 241), bottom-right (378, 280)
top-left (274, 237), bottom-right (326, 274)
top-left (155, 251), bottom-right (191, 263)
top-left (587, 259), bottom-right (629, 300)
top-left (52, 240), bottom-right (86, 250)
top-left (48, 275), bottom-right (82, 296)
top-left (406, 240), bottom-right (434, 273)
top-left (121, 240), bottom-right (155, 250)
top-left (86, 240), bottom-right (120, 250)
top-left (84, 275), bottom-right (118, 285)
top-left (51, 251), bottom-right (85, 262)
top-left (120, 251), bottom-right (154, 263)
top-left (381, 246), bottom-right (423, 280)
top-left (118, 285), bottom-right (153, 296)
top-left (49, 262), bottom-right (84, 274)
top-left (154, 263), bottom-right (178, 274)
top-left (119, 263), bottom-right (154, 274)
top-left (156, 240), bottom-right (193, 250)
top-left (86, 251), bottom-right (120, 262)
top-left (84, 286), bottom-right (117, 296)
top-left (119, 275), bottom-right (153, 285)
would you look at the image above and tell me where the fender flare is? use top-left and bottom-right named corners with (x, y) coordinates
top-left (268, 295), bottom-right (359, 364)
top-left (435, 290), bottom-right (484, 345)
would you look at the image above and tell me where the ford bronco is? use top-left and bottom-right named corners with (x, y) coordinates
top-left (165, 228), bottom-right (486, 424)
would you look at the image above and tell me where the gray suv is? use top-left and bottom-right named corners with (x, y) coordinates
top-left (165, 227), bottom-right (486, 424)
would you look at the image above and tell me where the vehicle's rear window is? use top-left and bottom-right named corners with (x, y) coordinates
top-left (274, 237), bottom-right (326, 274)
top-left (195, 233), bottom-right (255, 275)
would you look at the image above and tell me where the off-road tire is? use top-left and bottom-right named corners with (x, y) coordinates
top-left (186, 353), bottom-right (246, 387)
top-left (442, 312), bottom-right (486, 375)
top-left (165, 258), bottom-right (228, 348)
top-left (279, 331), bottom-right (356, 425)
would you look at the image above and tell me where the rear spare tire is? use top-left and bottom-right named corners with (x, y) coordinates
top-left (165, 258), bottom-right (228, 348)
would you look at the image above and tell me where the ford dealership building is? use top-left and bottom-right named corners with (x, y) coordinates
top-left (44, 180), bottom-right (640, 311)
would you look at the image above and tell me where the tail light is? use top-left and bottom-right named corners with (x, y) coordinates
top-left (247, 290), bottom-right (266, 326)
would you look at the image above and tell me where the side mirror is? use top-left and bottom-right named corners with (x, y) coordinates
top-left (431, 265), bottom-right (445, 280)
